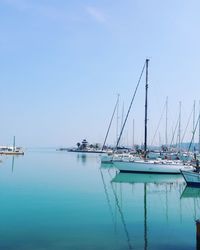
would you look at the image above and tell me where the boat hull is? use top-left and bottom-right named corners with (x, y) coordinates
top-left (0, 151), bottom-right (24, 155)
top-left (181, 170), bottom-right (200, 186)
top-left (100, 155), bottom-right (113, 164)
top-left (114, 161), bottom-right (193, 174)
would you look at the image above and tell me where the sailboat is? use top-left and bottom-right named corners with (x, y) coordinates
top-left (0, 136), bottom-right (24, 155)
top-left (113, 59), bottom-right (194, 174)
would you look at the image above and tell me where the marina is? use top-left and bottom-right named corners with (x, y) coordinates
top-left (1, 1), bottom-right (200, 249)
top-left (0, 149), bottom-right (199, 249)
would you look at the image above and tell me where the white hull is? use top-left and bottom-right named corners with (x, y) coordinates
top-left (100, 155), bottom-right (114, 163)
top-left (181, 170), bottom-right (200, 186)
top-left (100, 153), bottom-right (136, 164)
top-left (113, 160), bottom-right (194, 174)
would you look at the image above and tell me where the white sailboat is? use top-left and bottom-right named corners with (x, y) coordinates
top-left (114, 59), bottom-right (194, 174)
top-left (114, 159), bottom-right (193, 174)
top-left (0, 136), bottom-right (24, 155)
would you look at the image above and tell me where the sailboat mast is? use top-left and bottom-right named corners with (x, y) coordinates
top-left (178, 101), bottom-right (181, 151)
top-left (144, 59), bottom-right (149, 157)
top-left (116, 94), bottom-right (120, 146)
top-left (132, 118), bottom-right (135, 149)
top-left (192, 100), bottom-right (196, 150)
top-left (120, 102), bottom-right (124, 146)
top-left (13, 136), bottom-right (15, 152)
top-left (199, 100), bottom-right (200, 153)
top-left (165, 96), bottom-right (168, 147)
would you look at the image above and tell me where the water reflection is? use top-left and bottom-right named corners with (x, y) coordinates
top-left (111, 173), bottom-right (185, 250)
top-left (99, 169), bottom-right (116, 229)
top-left (180, 186), bottom-right (200, 249)
top-left (100, 169), bottom-right (190, 249)
top-left (100, 168), bottom-right (133, 249)
top-left (76, 153), bottom-right (87, 164)
top-left (110, 180), bottom-right (133, 250)
top-left (100, 162), bottom-right (114, 169)
top-left (11, 156), bottom-right (15, 173)
top-left (0, 155), bottom-right (16, 172)
top-left (181, 186), bottom-right (200, 199)
top-left (112, 172), bottom-right (184, 185)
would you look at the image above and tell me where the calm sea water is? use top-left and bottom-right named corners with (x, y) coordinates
top-left (0, 149), bottom-right (199, 250)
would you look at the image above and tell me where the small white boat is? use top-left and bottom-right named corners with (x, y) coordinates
top-left (0, 146), bottom-right (24, 155)
top-left (181, 170), bottom-right (200, 187)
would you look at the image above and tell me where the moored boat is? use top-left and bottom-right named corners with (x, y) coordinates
top-left (113, 59), bottom-right (194, 174)
top-left (114, 160), bottom-right (194, 174)
top-left (0, 136), bottom-right (24, 155)
top-left (0, 146), bottom-right (24, 155)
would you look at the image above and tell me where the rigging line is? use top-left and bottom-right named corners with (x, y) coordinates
top-left (114, 61), bottom-right (146, 151)
top-left (99, 169), bottom-right (115, 226)
top-left (102, 95), bottom-right (120, 151)
top-left (188, 113), bottom-right (200, 152)
top-left (181, 191), bottom-right (196, 221)
top-left (110, 181), bottom-right (133, 250)
top-left (181, 108), bottom-right (193, 144)
top-left (175, 131), bottom-right (179, 149)
top-left (151, 101), bottom-right (166, 146)
top-left (169, 117), bottom-right (179, 148)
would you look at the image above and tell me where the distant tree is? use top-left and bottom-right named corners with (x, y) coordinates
top-left (95, 143), bottom-right (100, 149)
top-left (77, 142), bottom-right (81, 148)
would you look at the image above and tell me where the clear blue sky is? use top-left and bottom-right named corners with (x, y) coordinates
top-left (0, 0), bottom-right (200, 147)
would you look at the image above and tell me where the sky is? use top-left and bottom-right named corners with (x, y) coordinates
top-left (0, 0), bottom-right (200, 148)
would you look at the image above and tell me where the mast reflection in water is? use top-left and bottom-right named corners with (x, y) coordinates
top-left (100, 168), bottom-right (200, 249)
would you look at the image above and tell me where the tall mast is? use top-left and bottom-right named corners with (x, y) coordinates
top-left (193, 100), bottom-right (196, 150)
top-left (116, 94), bottom-right (120, 146)
top-left (144, 59), bottom-right (149, 158)
top-left (199, 100), bottom-right (200, 153)
top-left (165, 96), bottom-right (168, 147)
top-left (178, 101), bottom-right (181, 151)
top-left (13, 136), bottom-right (15, 152)
top-left (132, 118), bottom-right (135, 149)
top-left (120, 102), bottom-right (124, 146)
top-left (159, 132), bottom-right (161, 147)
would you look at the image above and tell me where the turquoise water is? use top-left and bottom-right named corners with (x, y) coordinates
top-left (0, 149), bottom-right (199, 250)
